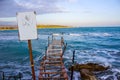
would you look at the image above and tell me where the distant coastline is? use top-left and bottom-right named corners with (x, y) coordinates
top-left (0, 25), bottom-right (70, 30)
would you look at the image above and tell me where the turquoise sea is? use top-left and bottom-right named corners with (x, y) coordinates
top-left (0, 27), bottom-right (120, 80)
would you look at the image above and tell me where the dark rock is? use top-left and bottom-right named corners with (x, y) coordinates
top-left (80, 69), bottom-right (97, 80)
top-left (69, 63), bottom-right (109, 72)
top-left (69, 63), bottom-right (109, 80)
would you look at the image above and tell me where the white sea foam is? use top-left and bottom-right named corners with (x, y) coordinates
top-left (100, 75), bottom-right (111, 79)
top-left (89, 33), bottom-right (112, 37)
top-left (91, 56), bottom-right (112, 66)
top-left (53, 33), bottom-right (61, 36)
top-left (76, 49), bottom-right (118, 67)
top-left (113, 72), bottom-right (118, 80)
top-left (69, 33), bottom-right (82, 36)
top-left (74, 72), bottom-right (80, 80)
top-left (74, 50), bottom-right (113, 67)
top-left (63, 56), bottom-right (71, 59)
top-left (103, 33), bottom-right (112, 36)
top-left (22, 57), bottom-right (29, 63)
top-left (0, 36), bottom-right (18, 40)
top-left (64, 49), bottom-right (119, 79)
top-left (3, 63), bottom-right (37, 80)
top-left (96, 49), bottom-right (120, 59)
top-left (34, 55), bottom-right (43, 62)
top-left (38, 34), bottom-right (48, 39)
top-left (112, 68), bottom-right (120, 73)
top-left (68, 32), bottom-right (112, 38)
top-left (101, 69), bottom-right (120, 80)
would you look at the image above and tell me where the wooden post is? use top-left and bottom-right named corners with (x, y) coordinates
top-left (52, 35), bottom-right (53, 41)
top-left (2, 71), bottom-right (5, 80)
top-left (70, 65), bottom-right (74, 80)
top-left (28, 40), bottom-right (36, 80)
top-left (72, 50), bottom-right (75, 63)
top-left (48, 36), bottom-right (50, 46)
top-left (71, 50), bottom-right (75, 80)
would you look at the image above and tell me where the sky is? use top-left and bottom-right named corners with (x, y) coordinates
top-left (0, 0), bottom-right (120, 27)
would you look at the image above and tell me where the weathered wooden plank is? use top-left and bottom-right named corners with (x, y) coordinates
top-left (42, 57), bottom-right (63, 61)
top-left (47, 53), bottom-right (62, 56)
top-left (39, 77), bottom-right (68, 80)
top-left (41, 61), bottom-right (62, 65)
top-left (39, 76), bottom-right (68, 80)
top-left (39, 66), bottom-right (65, 70)
top-left (48, 45), bottom-right (62, 49)
top-left (39, 37), bottom-right (68, 80)
top-left (40, 71), bottom-right (66, 74)
top-left (41, 63), bottom-right (64, 66)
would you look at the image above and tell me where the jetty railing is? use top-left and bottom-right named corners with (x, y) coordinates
top-left (39, 33), bottom-right (68, 80)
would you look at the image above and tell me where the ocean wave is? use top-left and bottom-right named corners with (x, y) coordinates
top-left (88, 32), bottom-right (112, 37)
top-left (38, 34), bottom-right (49, 39)
top-left (0, 36), bottom-right (18, 40)
top-left (52, 33), bottom-right (62, 36)
top-left (69, 33), bottom-right (82, 36)
top-left (0, 28), bottom-right (119, 80)
top-left (63, 48), bottom-right (120, 80)
top-left (0, 62), bottom-right (40, 80)
top-left (64, 49), bottom-right (120, 67)
top-left (100, 69), bottom-right (120, 80)
top-left (68, 32), bottom-right (112, 38)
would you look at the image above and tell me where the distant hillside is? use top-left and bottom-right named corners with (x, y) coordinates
top-left (0, 25), bottom-right (69, 30)
top-left (0, 25), bottom-right (17, 30)
top-left (37, 25), bottom-right (69, 29)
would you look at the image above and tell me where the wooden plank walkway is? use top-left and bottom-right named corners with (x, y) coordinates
top-left (39, 35), bottom-right (68, 80)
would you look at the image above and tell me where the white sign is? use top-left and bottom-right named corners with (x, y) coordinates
top-left (17, 12), bottom-right (37, 40)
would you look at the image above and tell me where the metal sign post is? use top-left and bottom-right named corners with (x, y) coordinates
top-left (17, 11), bottom-right (37, 80)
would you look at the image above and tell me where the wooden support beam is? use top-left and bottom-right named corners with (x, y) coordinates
top-left (39, 77), bottom-right (68, 80)
top-left (42, 57), bottom-right (63, 61)
top-left (39, 67), bottom-right (65, 70)
top-left (40, 71), bottom-right (66, 74)
top-left (41, 61), bottom-right (62, 65)
top-left (41, 63), bottom-right (64, 66)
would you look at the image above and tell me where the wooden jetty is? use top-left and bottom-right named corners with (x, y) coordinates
top-left (39, 34), bottom-right (68, 80)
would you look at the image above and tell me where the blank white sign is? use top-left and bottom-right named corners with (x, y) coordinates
top-left (17, 12), bottom-right (37, 40)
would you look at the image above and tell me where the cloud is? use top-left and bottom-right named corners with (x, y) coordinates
top-left (15, 0), bottom-right (54, 9)
top-left (0, 21), bottom-right (16, 25)
top-left (67, 0), bottom-right (78, 3)
top-left (0, 0), bottom-right (64, 17)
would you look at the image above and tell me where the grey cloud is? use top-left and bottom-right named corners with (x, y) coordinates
top-left (0, 21), bottom-right (16, 25)
top-left (0, 0), bottom-right (64, 17)
top-left (0, 0), bottom-right (28, 17)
